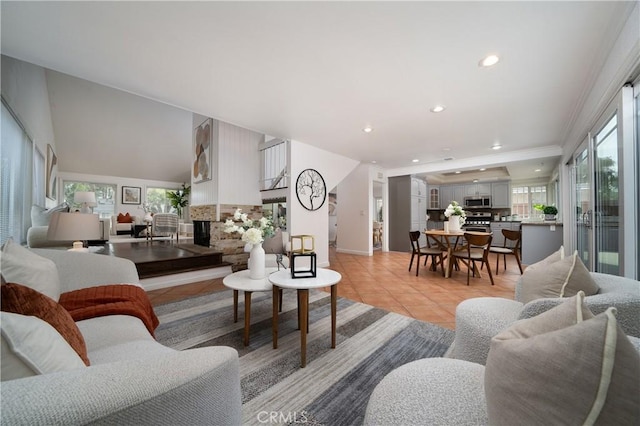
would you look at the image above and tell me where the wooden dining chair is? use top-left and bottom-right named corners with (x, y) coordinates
top-left (452, 232), bottom-right (495, 285)
top-left (409, 231), bottom-right (446, 276)
top-left (489, 229), bottom-right (523, 275)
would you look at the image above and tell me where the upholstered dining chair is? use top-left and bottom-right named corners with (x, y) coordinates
top-left (489, 229), bottom-right (523, 275)
top-left (452, 232), bottom-right (494, 285)
top-left (409, 231), bottom-right (446, 276)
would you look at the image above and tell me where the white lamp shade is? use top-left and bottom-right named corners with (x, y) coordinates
top-left (47, 212), bottom-right (100, 241)
top-left (74, 191), bottom-right (97, 207)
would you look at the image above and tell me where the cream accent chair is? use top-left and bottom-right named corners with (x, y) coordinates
top-left (110, 215), bottom-right (142, 235)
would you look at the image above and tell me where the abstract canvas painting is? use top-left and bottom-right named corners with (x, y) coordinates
top-left (46, 144), bottom-right (58, 200)
top-left (193, 118), bottom-right (212, 183)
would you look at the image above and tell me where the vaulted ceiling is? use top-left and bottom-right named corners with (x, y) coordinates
top-left (1, 1), bottom-right (634, 183)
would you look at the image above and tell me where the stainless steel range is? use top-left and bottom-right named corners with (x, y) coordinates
top-left (463, 212), bottom-right (492, 232)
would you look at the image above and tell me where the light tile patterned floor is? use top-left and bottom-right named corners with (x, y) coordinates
top-left (147, 248), bottom-right (523, 330)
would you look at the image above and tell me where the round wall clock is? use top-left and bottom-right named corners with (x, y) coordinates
top-left (295, 169), bottom-right (327, 211)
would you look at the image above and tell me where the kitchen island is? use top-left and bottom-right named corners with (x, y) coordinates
top-left (521, 221), bottom-right (563, 265)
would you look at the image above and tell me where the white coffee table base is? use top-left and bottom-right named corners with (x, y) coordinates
top-left (269, 268), bottom-right (342, 368)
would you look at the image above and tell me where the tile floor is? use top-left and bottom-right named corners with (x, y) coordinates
top-left (147, 248), bottom-right (523, 330)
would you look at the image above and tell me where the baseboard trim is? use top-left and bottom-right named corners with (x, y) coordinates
top-left (335, 248), bottom-right (371, 256)
top-left (140, 266), bottom-right (233, 291)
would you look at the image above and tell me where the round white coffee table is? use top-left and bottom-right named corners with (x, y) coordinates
top-left (269, 268), bottom-right (342, 368)
top-left (223, 268), bottom-right (278, 346)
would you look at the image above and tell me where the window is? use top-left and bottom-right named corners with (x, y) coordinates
top-left (146, 187), bottom-right (174, 214)
top-left (63, 181), bottom-right (116, 218)
top-left (1, 101), bottom-right (33, 245)
top-left (511, 185), bottom-right (547, 219)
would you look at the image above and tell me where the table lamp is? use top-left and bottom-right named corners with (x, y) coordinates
top-left (74, 191), bottom-right (97, 214)
top-left (47, 212), bottom-right (100, 252)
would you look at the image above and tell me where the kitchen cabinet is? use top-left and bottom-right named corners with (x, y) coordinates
top-left (411, 177), bottom-right (427, 197)
top-left (491, 181), bottom-right (511, 208)
top-left (439, 185), bottom-right (465, 208)
top-left (428, 186), bottom-right (440, 209)
top-left (490, 221), bottom-right (521, 247)
top-left (389, 176), bottom-right (427, 251)
top-left (464, 183), bottom-right (492, 197)
top-left (521, 223), bottom-right (563, 265)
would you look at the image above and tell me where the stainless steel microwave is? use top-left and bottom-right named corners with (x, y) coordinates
top-left (464, 197), bottom-right (491, 209)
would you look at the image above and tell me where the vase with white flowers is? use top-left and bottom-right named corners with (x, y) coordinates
top-left (444, 201), bottom-right (466, 232)
top-left (223, 209), bottom-right (275, 279)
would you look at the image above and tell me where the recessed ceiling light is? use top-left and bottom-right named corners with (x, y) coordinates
top-left (412, 159), bottom-right (419, 163)
top-left (492, 144), bottom-right (502, 150)
top-left (479, 54), bottom-right (500, 67)
top-left (473, 179), bottom-right (479, 183)
top-left (363, 126), bottom-right (373, 133)
top-left (371, 160), bottom-right (377, 164)
top-left (535, 168), bottom-right (542, 172)
top-left (430, 105), bottom-right (446, 113)
top-left (455, 171), bottom-right (461, 174)
top-left (479, 168), bottom-right (486, 171)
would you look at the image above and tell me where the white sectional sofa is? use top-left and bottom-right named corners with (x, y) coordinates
top-left (1, 248), bottom-right (242, 425)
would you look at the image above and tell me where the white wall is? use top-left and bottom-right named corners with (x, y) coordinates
top-left (1, 55), bottom-right (57, 207)
top-left (190, 116), bottom-right (263, 215)
top-left (217, 121), bottom-right (263, 208)
top-left (337, 164), bottom-right (373, 256)
top-left (289, 140), bottom-right (359, 267)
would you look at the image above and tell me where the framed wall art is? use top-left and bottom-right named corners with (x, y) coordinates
top-left (296, 169), bottom-right (327, 211)
top-left (193, 118), bottom-right (213, 183)
top-left (46, 144), bottom-right (58, 200)
top-left (122, 186), bottom-right (141, 204)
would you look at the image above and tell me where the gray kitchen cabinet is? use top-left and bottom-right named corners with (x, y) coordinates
top-left (491, 181), bottom-right (511, 208)
top-left (490, 222), bottom-right (520, 247)
top-left (440, 185), bottom-right (465, 208)
top-left (521, 223), bottom-right (563, 265)
top-left (464, 183), bottom-right (492, 197)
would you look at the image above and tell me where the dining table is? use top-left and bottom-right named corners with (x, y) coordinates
top-left (423, 229), bottom-right (464, 278)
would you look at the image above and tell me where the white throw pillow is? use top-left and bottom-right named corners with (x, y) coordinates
top-left (1, 312), bottom-right (87, 381)
top-left (0, 239), bottom-right (61, 301)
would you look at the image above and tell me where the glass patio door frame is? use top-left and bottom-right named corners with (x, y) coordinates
top-left (571, 85), bottom-right (637, 278)
top-left (572, 136), bottom-right (593, 270)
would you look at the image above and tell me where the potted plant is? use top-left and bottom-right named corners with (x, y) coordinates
top-left (543, 205), bottom-right (558, 221)
top-left (167, 183), bottom-right (191, 219)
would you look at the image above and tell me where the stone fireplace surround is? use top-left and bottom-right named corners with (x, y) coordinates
top-left (190, 204), bottom-right (263, 271)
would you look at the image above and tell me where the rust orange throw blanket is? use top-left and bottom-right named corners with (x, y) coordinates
top-left (59, 285), bottom-right (160, 337)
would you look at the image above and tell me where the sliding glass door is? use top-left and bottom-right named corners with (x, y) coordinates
top-left (572, 84), bottom-right (637, 277)
top-left (574, 142), bottom-right (592, 268)
top-left (593, 115), bottom-right (620, 274)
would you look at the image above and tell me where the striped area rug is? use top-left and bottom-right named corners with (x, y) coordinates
top-left (154, 289), bottom-right (454, 425)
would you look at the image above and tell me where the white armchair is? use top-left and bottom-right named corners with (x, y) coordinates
top-left (110, 214), bottom-right (141, 235)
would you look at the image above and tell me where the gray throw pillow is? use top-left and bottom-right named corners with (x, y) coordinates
top-left (519, 251), bottom-right (599, 303)
top-left (485, 292), bottom-right (640, 425)
top-left (31, 203), bottom-right (69, 227)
